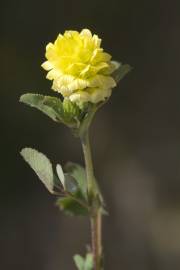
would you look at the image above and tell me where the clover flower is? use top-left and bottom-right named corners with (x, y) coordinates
top-left (21, 27), bottom-right (132, 270)
top-left (42, 29), bottom-right (119, 104)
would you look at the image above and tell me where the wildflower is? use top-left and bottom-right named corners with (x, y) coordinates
top-left (42, 29), bottom-right (119, 104)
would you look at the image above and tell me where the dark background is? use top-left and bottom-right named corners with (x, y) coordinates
top-left (1, 0), bottom-right (180, 269)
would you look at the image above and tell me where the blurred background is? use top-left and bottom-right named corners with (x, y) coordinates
top-left (1, 0), bottom-right (180, 269)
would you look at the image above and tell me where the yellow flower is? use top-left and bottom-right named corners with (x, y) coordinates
top-left (42, 29), bottom-right (119, 104)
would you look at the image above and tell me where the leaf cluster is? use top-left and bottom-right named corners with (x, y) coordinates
top-left (21, 148), bottom-right (89, 216)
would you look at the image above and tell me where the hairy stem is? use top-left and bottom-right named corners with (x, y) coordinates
top-left (81, 131), bottom-right (103, 270)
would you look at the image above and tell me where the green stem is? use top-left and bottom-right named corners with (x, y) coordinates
top-left (81, 131), bottom-right (103, 270)
top-left (81, 132), bottom-right (95, 195)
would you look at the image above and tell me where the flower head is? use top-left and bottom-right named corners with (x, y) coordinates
top-left (42, 29), bottom-right (119, 105)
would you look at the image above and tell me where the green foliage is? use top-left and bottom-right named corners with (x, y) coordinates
top-left (20, 148), bottom-right (89, 216)
top-left (64, 173), bottom-right (79, 193)
top-left (55, 162), bottom-right (89, 216)
top-left (112, 63), bottom-right (132, 83)
top-left (20, 148), bottom-right (55, 193)
top-left (65, 162), bottom-right (87, 199)
top-left (74, 253), bottom-right (93, 270)
top-left (56, 191), bottom-right (89, 216)
top-left (56, 164), bottom-right (79, 194)
top-left (56, 164), bottom-right (65, 187)
top-left (20, 94), bottom-right (81, 128)
top-left (84, 253), bottom-right (94, 270)
top-left (74, 255), bottom-right (84, 270)
top-left (20, 94), bottom-right (64, 122)
top-left (63, 98), bottom-right (81, 121)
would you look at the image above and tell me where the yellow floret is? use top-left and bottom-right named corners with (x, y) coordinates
top-left (42, 29), bottom-right (119, 104)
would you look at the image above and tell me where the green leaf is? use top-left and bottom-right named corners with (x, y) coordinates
top-left (64, 173), bottom-right (78, 193)
top-left (20, 148), bottom-right (54, 193)
top-left (20, 94), bottom-right (65, 123)
top-left (20, 93), bottom-right (83, 128)
top-left (56, 164), bottom-right (79, 193)
top-left (74, 255), bottom-right (85, 270)
top-left (73, 253), bottom-right (94, 270)
top-left (56, 164), bottom-right (65, 187)
top-left (56, 191), bottom-right (89, 216)
top-left (112, 63), bottom-right (132, 84)
top-left (84, 253), bottom-right (94, 270)
top-left (65, 162), bottom-right (87, 199)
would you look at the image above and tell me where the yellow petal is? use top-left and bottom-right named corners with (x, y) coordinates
top-left (52, 75), bottom-right (88, 93)
top-left (92, 34), bottom-right (101, 47)
top-left (89, 75), bottom-right (116, 89)
top-left (88, 87), bottom-right (112, 103)
top-left (69, 87), bottom-right (112, 104)
top-left (41, 61), bottom-right (54, 71)
top-left (80, 29), bottom-right (92, 38)
top-left (69, 91), bottom-right (90, 103)
top-left (46, 69), bottom-right (62, 80)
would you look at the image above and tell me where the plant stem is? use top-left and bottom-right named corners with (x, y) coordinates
top-left (81, 132), bottom-right (95, 195)
top-left (91, 211), bottom-right (102, 270)
top-left (81, 131), bottom-right (103, 270)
